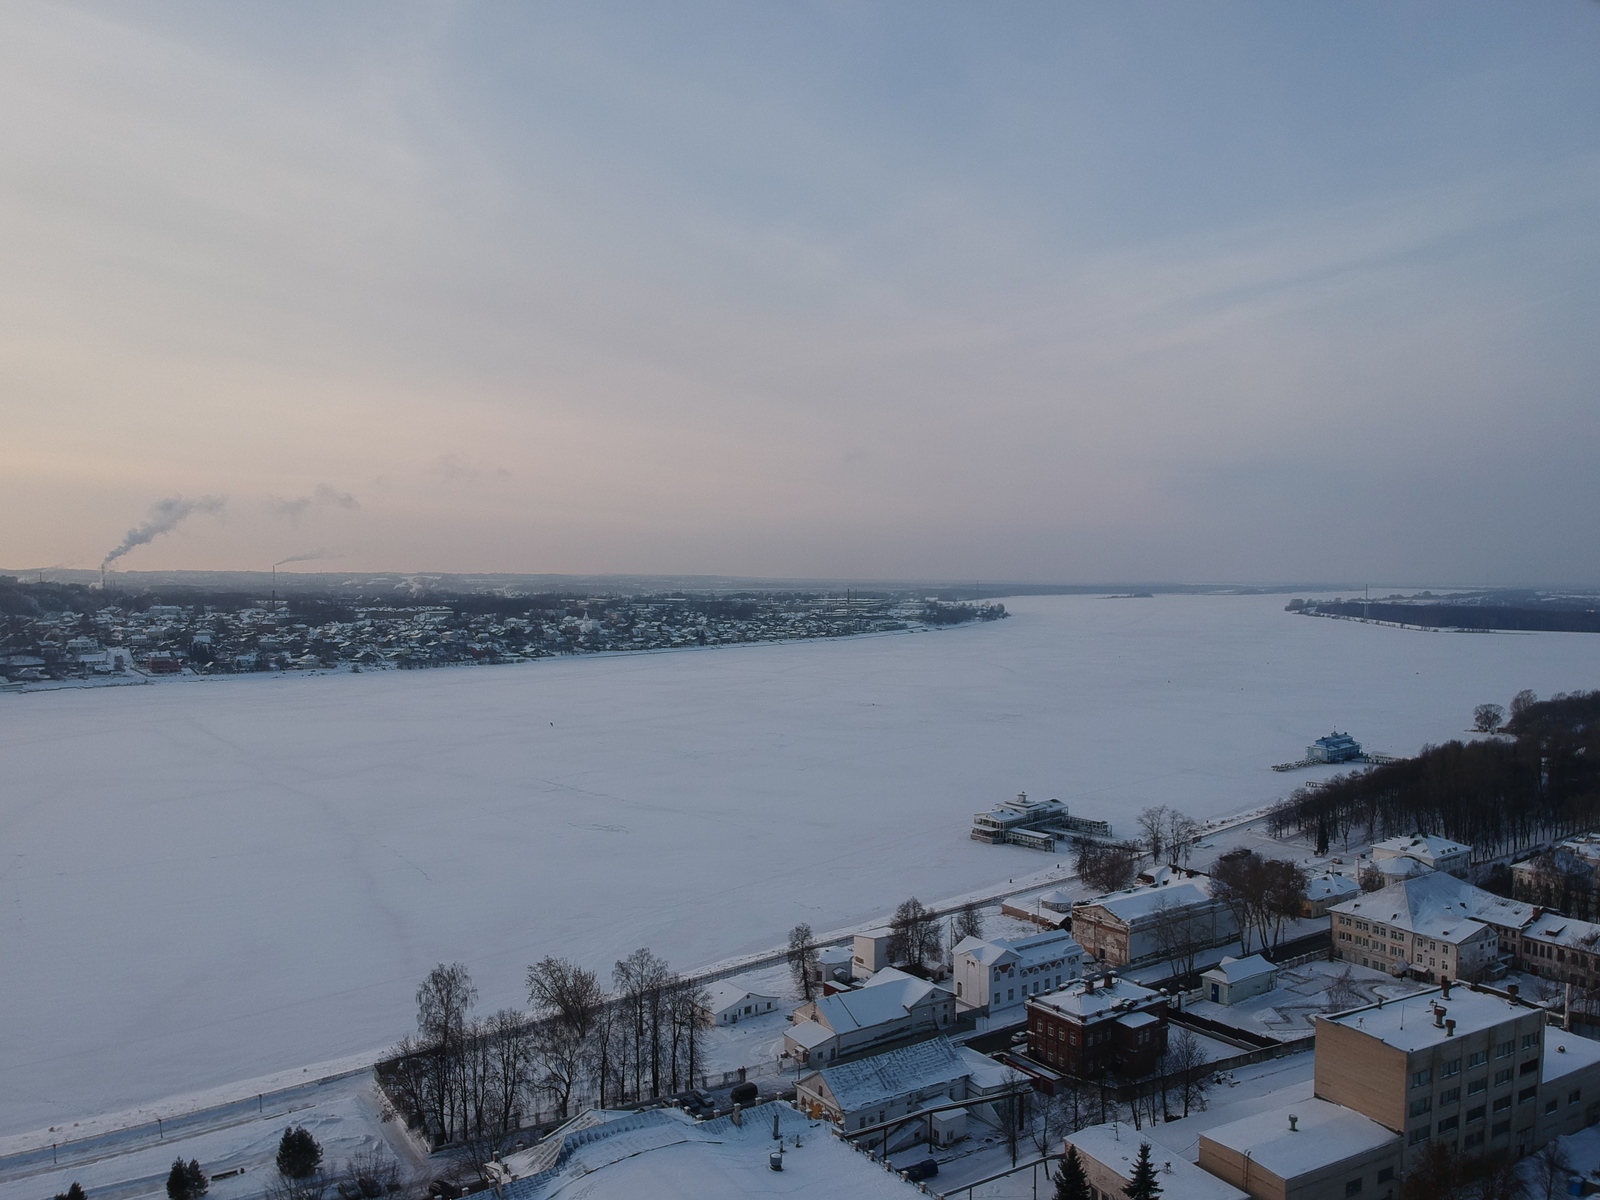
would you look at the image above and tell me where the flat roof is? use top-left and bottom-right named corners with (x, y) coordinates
top-left (1318, 986), bottom-right (1537, 1053)
top-left (1068, 1123), bottom-right (1248, 1200)
top-left (1543, 1031), bottom-right (1600, 1084)
top-left (1200, 1097), bottom-right (1398, 1181)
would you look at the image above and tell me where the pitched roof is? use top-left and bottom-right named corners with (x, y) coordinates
top-left (1332, 872), bottom-right (1535, 940)
top-left (816, 1037), bottom-right (969, 1112)
top-left (1202, 954), bottom-right (1276, 985)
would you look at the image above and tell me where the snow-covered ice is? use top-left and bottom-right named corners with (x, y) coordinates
top-left (2, 592), bottom-right (1597, 1137)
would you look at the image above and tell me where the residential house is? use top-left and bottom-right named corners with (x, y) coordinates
top-left (796, 1037), bottom-right (973, 1132)
top-left (1303, 872), bottom-right (1361, 918)
top-left (784, 967), bottom-right (956, 1066)
top-left (951, 928), bottom-right (1084, 1024)
top-left (700, 984), bottom-right (781, 1026)
top-left (1329, 873), bottom-right (1535, 982)
top-left (1025, 973), bottom-right (1169, 1079)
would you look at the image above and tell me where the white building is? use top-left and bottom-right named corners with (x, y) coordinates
top-left (700, 983), bottom-right (781, 1026)
top-left (951, 928), bottom-right (1083, 1023)
top-left (785, 967), bottom-right (956, 1066)
top-left (1371, 834), bottom-right (1471, 879)
top-left (796, 1036), bottom-right (1016, 1135)
top-left (1201, 955), bottom-right (1278, 1006)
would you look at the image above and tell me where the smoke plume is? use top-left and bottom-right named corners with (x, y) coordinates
top-left (102, 496), bottom-right (226, 568)
top-left (271, 484), bottom-right (359, 521)
top-left (274, 549), bottom-right (338, 567)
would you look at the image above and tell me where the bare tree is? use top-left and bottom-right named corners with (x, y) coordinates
top-left (1531, 1138), bottom-right (1572, 1200)
top-left (1325, 966), bottom-right (1362, 1012)
top-left (527, 956), bottom-right (604, 1118)
top-left (787, 924), bottom-right (820, 1000)
top-left (1358, 863), bottom-right (1386, 892)
top-left (889, 897), bottom-right (941, 970)
top-left (414, 962), bottom-right (477, 1143)
top-left (613, 948), bottom-right (671, 1100)
top-left (954, 902), bottom-right (984, 942)
top-left (666, 976), bottom-right (711, 1093)
top-left (1474, 703), bottom-right (1506, 733)
top-left (340, 1148), bottom-right (400, 1199)
top-left (1166, 1028), bottom-right (1211, 1117)
top-left (1075, 839), bottom-right (1137, 894)
top-left (1137, 805), bottom-right (1170, 862)
top-left (1166, 812), bottom-right (1201, 867)
top-left (1510, 689), bottom-right (1539, 721)
top-left (1151, 897), bottom-right (1207, 979)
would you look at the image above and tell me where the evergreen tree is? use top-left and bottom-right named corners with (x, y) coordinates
top-left (276, 1126), bottom-right (323, 1179)
top-left (1123, 1142), bottom-right (1162, 1200)
top-left (1054, 1147), bottom-right (1091, 1200)
top-left (164, 1158), bottom-right (207, 1200)
top-left (55, 1184), bottom-right (88, 1200)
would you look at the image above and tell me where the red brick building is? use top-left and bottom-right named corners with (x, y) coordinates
top-left (1026, 973), bottom-right (1169, 1079)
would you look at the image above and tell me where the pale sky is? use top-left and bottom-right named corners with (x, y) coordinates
top-left (3, 2), bottom-right (1598, 584)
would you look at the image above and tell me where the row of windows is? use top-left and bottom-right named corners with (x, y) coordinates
top-left (1342, 1166), bottom-right (1397, 1196)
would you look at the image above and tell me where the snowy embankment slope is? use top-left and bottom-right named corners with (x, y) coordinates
top-left (1, 592), bottom-right (1597, 1137)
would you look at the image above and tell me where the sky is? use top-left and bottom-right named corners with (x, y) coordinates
top-left (2, 2), bottom-right (1598, 585)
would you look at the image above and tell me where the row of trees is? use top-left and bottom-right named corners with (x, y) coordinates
top-left (384, 954), bottom-right (713, 1159)
top-left (1269, 691), bottom-right (1600, 859)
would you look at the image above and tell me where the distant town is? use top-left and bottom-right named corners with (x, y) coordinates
top-left (0, 578), bottom-right (1006, 687)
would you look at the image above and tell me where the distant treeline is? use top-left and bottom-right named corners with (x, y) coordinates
top-left (1268, 690), bottom-right (1600, 857)
top-left (1296, 600), bottom-right (1600, 634)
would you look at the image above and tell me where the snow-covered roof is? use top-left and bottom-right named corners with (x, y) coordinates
top-left (1332, 872), bottom-right (1535, 940)
top-left (814, 1037), bottom-right (969, 1113)
top-left (817, 945), bottom-right (853, 964)
top-left (1031, 975), bottom-right (1162, 1021)
top-left (496, 1103), bottom-right (905, 1200)
top-left (1118, 1011), bottom-right (1159, 1030)
top-left (702, 983), bottom-right (779, 1015)
top-left (1200, 1097), bottom-right (1399, 1181)
top-left (954, 935), bottom-right (1017, 967)
top-left (1306, 873), bottom-right (1361, 902)
top-left (956, 929), bottom-right (1081, 969)
top-left (809, 969), bottom-right (942, 1034)
top-left (955, 1046), bottom-right (1021, 1095)
top-left (1372, 834), bottom-right (1470, 861)
top-left (1068, 1124), bottom-right (1249, 1200)
top-left (1319, 986), bottom-right (1537, 1053)
top-left (1078, 875), bottom-right (1218, 925)
top-left (1522, 912), bottom-right (1600, 949)
top-left (1542, 1032), bottom-right (1600, 1083)
top-left (1202, 955), bottom-right (1276, 985)
top-left (785, 1019), bottom-right (837, 1050)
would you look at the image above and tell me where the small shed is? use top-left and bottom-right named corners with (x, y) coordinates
top-left (702, 983), bottom-right (781, 1025)
top-left (1201, 955), bottom-right (1278, 1006)
top-left (930, 1109), bottom-right (967, 1148)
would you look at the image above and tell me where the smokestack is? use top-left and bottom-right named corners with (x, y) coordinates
top-left (1508, 983), bottom-right (1519, 1000)
top-left (1446, 1019), bottom-right (1456, 1037)
top-left (1434, 1006), bottom-right (1446, 1028)
top-left (1288, 1115), bottom-right (1298, 1131)
top-left (1441, 979), bottom-right (1451, 999)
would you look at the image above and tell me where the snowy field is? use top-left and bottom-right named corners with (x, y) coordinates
top-left (3, 592), bottom-right (1599, 1138)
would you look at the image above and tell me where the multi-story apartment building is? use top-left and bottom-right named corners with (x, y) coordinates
top-left (1025, 973), bottom-right (1168, 1079)
top-left (1315, 982), bottom-right (1600, 1167)
top-left (1329, 873), bottom-right (1534, 982)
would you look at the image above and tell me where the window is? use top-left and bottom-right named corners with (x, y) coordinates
top-left (1546, 1099), bottom-right (1559, 1115)
top-left (1466, 1106), bottom-right (1486, 1124)
top-left (1492, 1120), bottom-right (1510, 1137)
top-left (1496, 1040), bottom-right (1514, 1059)
top-left (1378, 1168), bottom-right (1395, 1184)
top-left (1412, 1069), bottom-right (1433, 1089)
top-left (1409, 1127), bottom-right (1430, 1145)
top-left (1468, 1078), bottom-right (1488, 1095)
top-left (1441, 1058), bottom-right (1461, 1078)
top-left (1438, 1115), bottom-right (1459, 1133)
top-left (1495, 1068), bottom-right (1513, 1086)
top-left (1465, 1131), bottom-right (1485, 1149)
top-left (1522, 1033), bottom-right (1539, 1049)
top-left (1519, 1087), bottom-right (1537, 1104)
top-left (1439, 1087), bottom-right (1460, 1106)
top-left (1520, 1060), bottom-right (1539, 1076)
top-left (1345, 1181), bottom-right (1363, 1197)
top-left (1571, 1089), bottom-right (1583, 1104)
top-left (1493, 1097), bottom-right (1512, 1114)
top-left (1468, 1051), bottom-right (1488, 1068)
top-left (1409, 1097), bottom-right (1432, 1118)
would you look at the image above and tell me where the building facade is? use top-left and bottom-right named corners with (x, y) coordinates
top-left (951, 928), bottom-right (1083, 1021)
top-left (1025, 974), bottom-right (1168, 1079)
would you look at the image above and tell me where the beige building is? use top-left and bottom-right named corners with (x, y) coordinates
top-left (1329, 873), bottom-right (1534, 982)
top-left (1071, 869), bottom-right (1236, 967)
top-left (1199, 1098), bottom-right (1401, 1200)
top-left (785, 967), bottom-right (955, 1066)
top-left (1314, 982), bottom-right (1600, 1167)
top-left (1067, 1123), bottom-right (1248, 1200)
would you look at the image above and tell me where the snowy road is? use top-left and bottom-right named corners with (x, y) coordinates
top-left (3, 592), bottom-right (1597, 1137)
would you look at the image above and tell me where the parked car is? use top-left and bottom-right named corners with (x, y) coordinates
top-left (729, 1081), bottom-right (759, 1106)
top-left (901, 1158), bottom-right (939, 1182)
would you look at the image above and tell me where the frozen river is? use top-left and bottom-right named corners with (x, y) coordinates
top-left (2, 592), bottom-right (1597, 1134)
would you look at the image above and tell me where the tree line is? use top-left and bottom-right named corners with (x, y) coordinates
top-left (381, 952), bottom-right (712, 1167)
top-left (1267, 690), bottom-right (1600, 859)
